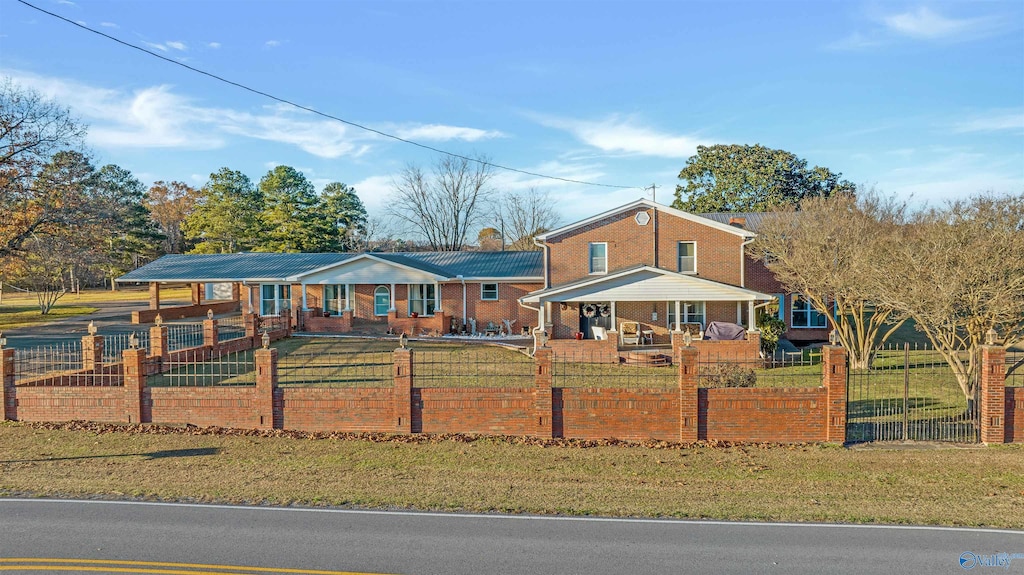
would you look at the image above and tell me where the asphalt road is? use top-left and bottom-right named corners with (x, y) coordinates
top-left (0, 499), bottom-right (1021, 574)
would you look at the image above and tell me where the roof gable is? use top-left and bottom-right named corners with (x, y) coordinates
top-left (536, 198), bottom-right (756, 241)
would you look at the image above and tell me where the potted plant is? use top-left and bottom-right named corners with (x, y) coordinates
top-left (411, 312), bottom-right (419, 318)
top-left (575, 331), bottom-right (584, 340)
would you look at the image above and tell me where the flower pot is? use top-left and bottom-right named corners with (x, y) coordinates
top-left (411, 312), bottom-right (419, 318)
top-left (575, 332), bottom-right (584, 340)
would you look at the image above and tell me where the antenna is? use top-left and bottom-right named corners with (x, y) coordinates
top-left (645, 183), bottom-right (658, 203)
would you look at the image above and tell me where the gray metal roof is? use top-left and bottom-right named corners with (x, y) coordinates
top-left (118, 251), bottom-right (543, 283)
top-left (699, 212), bottom-right (781, 232)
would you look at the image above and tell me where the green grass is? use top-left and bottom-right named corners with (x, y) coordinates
top-left (0, 287), bottom-right (191, 331)
top-left (1, 421), bottom-right (1021, 527)
top-left (0, 305), bottom-right (100, 331)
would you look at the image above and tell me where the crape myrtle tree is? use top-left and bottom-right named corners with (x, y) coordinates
top-left (388, 154), bottom-right (495, 251)
top-left (873, 193), bottom-right (1024, 404)
top-left (751, 190), bottom-right (907, 369)
top-left (672, 144), bottom-right (856, 213)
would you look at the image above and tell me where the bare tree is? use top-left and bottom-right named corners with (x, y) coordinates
top-left (751, 190), bottom-right (907, 369)
top-left (388, 155), bottom-right (495, 251)
top-left (873, 193), bottom-right (1024, 402)
top-left (494, 188), bottom-right (561, 251)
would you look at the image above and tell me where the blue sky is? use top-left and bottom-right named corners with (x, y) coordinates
top-left (1, 0), bottom-right (1022, 227)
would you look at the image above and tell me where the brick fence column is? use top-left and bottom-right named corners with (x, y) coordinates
top-left (82, 334), bottom-right (104, 371)
top-left (393, 348), bottom-right (413, 433)
top-left (1, 348), bottom-right (14, 421)
top-left (149, 324), bottom-right (169, 370)
top-left (244, 313), bottom-right (258, 348)
top-left (534, 346), bottom-right (554, 438)
top-left (676, 345), bottom-right (698, 442)
top-left (122, 347), bottom-right (147, 424)
top-left (254, 346), bottom-right (278, 430)
top-left (203, 317), bottom-right (219, 355)
top-left (822, 345), bottom-right (847, 443)
top-left (980, 345), bottom-right (1006, 445)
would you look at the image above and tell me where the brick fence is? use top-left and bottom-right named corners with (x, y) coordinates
top-left (2, 339), bottom-right (1019, 444)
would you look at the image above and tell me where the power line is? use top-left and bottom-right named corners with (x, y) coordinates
top-left (15, 0), bottom-right (638, 190)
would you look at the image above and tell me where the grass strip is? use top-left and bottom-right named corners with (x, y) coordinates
top-left (1, 421), bottom-right (1021, 528)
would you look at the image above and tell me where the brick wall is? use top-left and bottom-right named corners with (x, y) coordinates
top-left (133, 300), bottom-right (240, 324)
top-left (415, 387), bottom-right (535, 435)
top-left (556, 388), bottom-right (681, 441)
top-left (148, 386), bottom-right (261, 428)
top-left (699, 387), bottom-right (828, 442)
top-left (301, 309), bottom-right (353, 333)
top-left (8, 386), bottom-right (126, 423)
top-left (279, 387), bottom-right (394, 432)
top-left (547, 337), bottom-right (620, 363)
top-left (545, 207), bottom-right (745, 287)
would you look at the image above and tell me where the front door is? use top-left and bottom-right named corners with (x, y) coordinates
top-left (579, 302), bottom-right (612, 339)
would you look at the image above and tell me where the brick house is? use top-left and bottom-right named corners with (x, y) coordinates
top-left (119, 198), bottom-right (829, 344)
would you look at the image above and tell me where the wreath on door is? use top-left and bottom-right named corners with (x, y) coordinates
top-left (582, 304), bottom-right (597, 318)
top-left (599, 304), bottom-right (611, 317)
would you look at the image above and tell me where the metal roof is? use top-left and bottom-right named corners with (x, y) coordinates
top-left (118, 251), bottom-right (543, 283)
top-left (699, 212), bottom-right (781, 233)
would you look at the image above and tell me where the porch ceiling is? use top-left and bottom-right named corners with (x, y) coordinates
top-left (521, 267), bottom-right (774, 303)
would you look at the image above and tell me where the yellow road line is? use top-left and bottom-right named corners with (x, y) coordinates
top-left (0, 559), bottom-right (394, 575)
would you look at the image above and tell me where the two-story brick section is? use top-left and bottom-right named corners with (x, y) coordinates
top-left (119, 198), bottom-right (830, 345)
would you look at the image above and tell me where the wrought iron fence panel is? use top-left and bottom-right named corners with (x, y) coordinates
top-left (166, 322), bottom-right (205, 351)
top-left (846, 342), bottom-right (979, 443)
top-left (277, 350), bottom-right (393, 387)
top-left (1007, 350), bottom-right (1023, 388)
top-left (697, 351), bottom-right (822, 389)
top-left (102, 332), bottom-right (149, 365)
top-left (217, 315), bottom-right (246, 343)
top-left (552, 350), bottom-right (676, 389)
top-left (415, 348), bottom-right (534, 388)
top-left (14, 341), bottom-right (83, 383)
top-left (155, 349), bottom-right (256, 387)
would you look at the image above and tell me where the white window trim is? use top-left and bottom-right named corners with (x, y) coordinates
top-left (589, 242), bottom-right (608, 275)
top-left (407, 284), bottom-right (436, 317)
top-left (677, 241), bottom-right (697, 274)
top-left (373, 286), bottom-right (391, 317)
top-left (480, 282), bottom-right (499, 301)
top-left (260, 284), bottom-right (291, 317)
top-left (791, 294), bottom-right (828, 329)
top-left (324, 284), bottom-right (347, 316)
top-left (666, 301), bottom-right (706, 330)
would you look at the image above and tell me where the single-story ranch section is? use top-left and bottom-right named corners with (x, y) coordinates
top-left (118, 199), bottom-right (833, 345)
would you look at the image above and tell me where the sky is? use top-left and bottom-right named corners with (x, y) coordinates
top-left (1, 0), bottom-right (1022, 230)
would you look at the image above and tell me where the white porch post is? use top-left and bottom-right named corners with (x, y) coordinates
top-left (610, 301), bottom-right (616, 331)
top-left (736, 301), bottom-right (743, 324)
top-left (301, 283), bottom-right (308, 311)
top-left (747, 301), bottom-right (756, 331)
top-left (538, 304), bottom-right (546, 334)
top-left (346, 284), bottom-right (353, 311)
top-left (674, 301), bottom-right (681, 331)
top-left (434, 281), bottom-right (442, 312)
top-left (389, 283), bottom-right (396, 312)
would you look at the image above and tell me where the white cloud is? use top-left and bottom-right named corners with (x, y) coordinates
top-left (99, 22), bottom-right (118, 29)
top-left (207, 42), bottom-right (221, 49)
top-left (350, 175), bottom-right (395, 216)
top-left (535, 114), bottom-right (706, 159)
top-left (882, 7), bottom-right (988, 40)
top-left (265, 40), bottom-right (281, 48)
top-left (142, 41), bottom-right (169, 52)
top-left (393, 124), bottom-right (504, 142)
top-left (165, 41), bottom-right (187, 51)
top-left (56, 0), bottom-right (76, 5)
top-left (824, 31), bottom-right (885, 51)
top-left (952, 110), bottom-right (1024, 134)
top-left (141, 40), bottom-right (187, 52)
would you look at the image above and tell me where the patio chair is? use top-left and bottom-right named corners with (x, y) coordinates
top-left (619, 321), bottom-right (640, 345)
top-left (591, 326), bottom-right (608, 341)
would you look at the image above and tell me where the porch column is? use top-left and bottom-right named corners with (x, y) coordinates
top-left (346, 284), bottom-right (353, 311)
top-left (301, 283), bottom-right (308, 311)
top-left (247, 285), bottom-right (254, 314)
top-left (747, 301), bottom-right (756, 331)
top-left (537, 304), bottom-right (546, 334)
top-left (674, 301), bottom-right (681, 331)
top-left (610, 301), bottom-right (616, 331)
top-left (389, 283), bottom-right (396, 311)
top-left (148, 282), bottom-right (160, 310)
top-left (434, 281), bottom-right (442, 312)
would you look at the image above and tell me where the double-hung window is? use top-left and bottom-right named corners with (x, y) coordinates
top-left (481, 283), bottom-right (498, 301)
top-left (260, 284), bottom-right (291, 316)
top-left (667, 301), bottom-right (706, 330)
top-left (324, 284), bottom-right (347, 316)
top-left (408, 284), bottom-right (436, 316)
top-left (791, 295), bottom-right (828, 328)
top-left (677, 241), bottom-right (696, 273)
top-left (589, 242), bottom-right (607, 274)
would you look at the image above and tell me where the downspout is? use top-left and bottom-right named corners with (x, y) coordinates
top-left (518, 296), bottom-right (543, 356)
top-left (652, 206), bottom-right (658, 268)
top-left (534, 236), bottom-right (550, 289)
top-left (740, 236), bottom-right (755, 287)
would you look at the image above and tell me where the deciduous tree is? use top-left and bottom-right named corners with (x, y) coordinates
top-left (672, 144), bottom-right (856, 213)
top-left (145, 180), bottom-right (200, 254)
top-left (495, 188), bottom-right (560, 251)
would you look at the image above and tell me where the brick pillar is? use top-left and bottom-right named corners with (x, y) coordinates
top-left (980, 345), bottom-right (1006, 445)
top-left (149, 282), bottom-right (161, 310)
top-left (244, 313), bottom-right (258, 348)
top-left (534, 347), bottom-right (554, 438)
top-left (149, 325), bottom-right (169, 365)
top-left (81, 334), bottom-right (104, 371)
top-left (122, 348), bottom-right (147, 424)
top-left (393, 348), bottom-right (413, 433)
top-left (255, 347), bottom-right (278, 430)
top-left (203, 318), bottom-right (219, 355)
top-left (822, 345), bottom-right (847, 443)
top-left (1, 348), bottom-right (14, 421)
top-left (676, 345), bottom-right (698, 442)
top-left (191, 283), bottom-right (203, 305)
top-left (231, 282), bottom-right (241, 303)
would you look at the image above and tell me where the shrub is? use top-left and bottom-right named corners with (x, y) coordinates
top-left (700, 363), bottom-right (757, 387)
top-left (757, 314), bottom-right (787, 355)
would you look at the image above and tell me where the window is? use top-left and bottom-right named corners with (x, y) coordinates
top-left (324, 284), bottom-right (347, 315)
top-left (589, 242), bottom-right (607, 274)
top-left (481, 283), bottom-right (498, 301)
top-left (374, 286), bottom-right (391, 316)
top-left (792, 295), bottom-right (827, 328)
top-left (667, 301), bottom-right (705, 330)
top-left (677, 241), bottom-right (696, 273)
top-left (408, 284), bottom-right (436, 316)
top-left (260, 284), bottom-right (291, 316)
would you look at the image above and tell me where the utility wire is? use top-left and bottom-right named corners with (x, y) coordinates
top-left (16, 0), bottom-right (638, 190)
